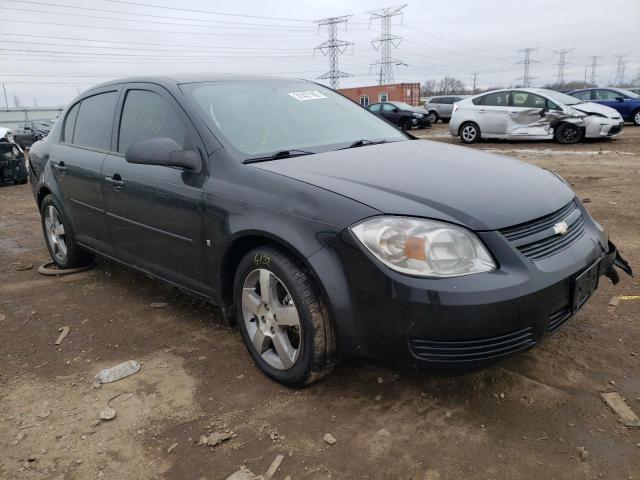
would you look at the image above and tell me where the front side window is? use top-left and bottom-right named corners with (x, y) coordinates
top-left (368, 103), bottom-right (381, 112)
top-left (118, 90), bottom-right (187, 154)
top-left (512, 92), bottom-right (546, 108)
top-left (63, 103), bottom-right (79, 143)
top-left (381, 103), bottom-right (397, 112)
top-left (594, 89), bottom-right (623, 100)
top-left (182, 80), bottom-right (406, 160)
top-left (479, 91), bottom-right (511, 107)
top-left (73, 91), bottom-right (117, 150)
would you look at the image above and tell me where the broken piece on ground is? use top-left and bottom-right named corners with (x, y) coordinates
top-left (323, 433), bottom-right (337, 445)
top-left (54, 326), bottom-right (70, 345)
top-left (94, 360), bottom-right (141, 385)
top-left (199, 431), bottom-right (233, 446)
top-left (225, 467), bottom-right (262, 480)
top-left (265, 454), bottom-right (284, 479)
top-left (601, 392), bottom-right (640, 427)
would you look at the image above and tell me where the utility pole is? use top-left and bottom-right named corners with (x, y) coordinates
top-left (314, 16), bottom-right (354, 90)
top-left (552, 48), bottom-right (572, 86)
top-left (471, 72), bottom-right (479, 93)
top-left (1, 83), bottom-right (8, 108)
top-left (613, 54), bottom-right (627, 86)
top-left (368, 5), bottom-right (407, 85)
top-left (516, 47), bottom-right (539, 87)
top-left (586, 55), bottom-right (602, 86)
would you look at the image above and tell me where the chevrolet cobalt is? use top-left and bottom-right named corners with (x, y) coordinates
top-left (28, 75), bottom-right (632, 386)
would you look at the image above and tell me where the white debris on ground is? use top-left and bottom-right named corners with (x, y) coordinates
top-left (199, 431), bottom-right (234, 446)
top-left (93, 360), bottom-right (141, 385)
top-left (323, 433), bottom-right (337, 445)
top-left (601, 392), bottom-right (640, 427)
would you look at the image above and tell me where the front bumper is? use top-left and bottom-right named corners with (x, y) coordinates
top-left (584, 117), bottom-right (624, 138)
top-left (321, 207), bottom-right (630, 371)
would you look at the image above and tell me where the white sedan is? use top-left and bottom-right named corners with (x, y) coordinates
top-left (449, 88), bottom-right (624, 144)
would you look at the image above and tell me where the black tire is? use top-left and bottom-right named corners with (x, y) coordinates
top-left (234, 245), bottom-right (336, 386)
top-left (427, 111), bottom-right (439, 123)
top-left (400, 118), bottom-right (412, 130)
top-left (40, 194), bottom-right (93, 269)
top-left (632, 109), bottom-right (640, 126)
top-left (555, 123), bottom-right (584, 144)
top-left (459, 121), bottom-right (481, 144)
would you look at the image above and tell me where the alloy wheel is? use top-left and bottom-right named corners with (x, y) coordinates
top-left (241, 269), bottom-right (301, 370)
top-left (461, 125), bottom-right (477, 142)
top-left (634, 111), bottom-right (640, 125)
top-left (563, 126), bottom-right (578, 143)
top-left (44, 205), bottom-right (68, 263)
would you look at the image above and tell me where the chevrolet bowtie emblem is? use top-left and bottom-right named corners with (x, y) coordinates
top-left (553, 221), bottom-right (569, 235)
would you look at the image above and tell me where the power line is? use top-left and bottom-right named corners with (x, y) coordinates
top-left (516, 47), bottom-right (539, 87)
top-left (613, 54), bottom-right (627, 86)
top-left (314, 16), bottom-right (354, 89)
top-left (552, 48), bottom-right (572, 86)
top-left (368, 4), bottom-right (407, 85)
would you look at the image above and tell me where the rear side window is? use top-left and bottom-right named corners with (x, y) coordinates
top-left (429, 97), bottom-right (441, 104)
top-left (62, 103), bottom-right (79, 143)
top-left (440, 97), bottom-right (454, 105)
top-left (74, 91), bottom-right (117, 150)
top-left (477, 92), bottom-right (510, 107)
top-left (118, 90), bottom-right (187, 154)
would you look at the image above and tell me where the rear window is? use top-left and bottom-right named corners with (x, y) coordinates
top-left (73, 91), bottom-right (117, 150)
top-left (62, 103), bottom-right (79, 143)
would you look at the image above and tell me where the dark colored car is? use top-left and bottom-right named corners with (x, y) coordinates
top-left (367, 101), bottom-right (430, 129)
top-left (0, 129), bottom-right (28, 185)
top-left (28, 75), bottom-right (632, 386)
top-left (13, 119), bottom-right (53, 148)
top-left (567, 88), bottom-right (640, 125)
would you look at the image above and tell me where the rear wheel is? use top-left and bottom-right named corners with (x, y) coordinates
top-left (632, 109), bottom-right (640, 126)
top-left (40, 194), bottom-right (93, 269)
top-left (234, 246), bottom-right (336, 386)
top-left (459, 122), bottom-right (481, 144)
top-left (556, 123), bottom-right (584, 144)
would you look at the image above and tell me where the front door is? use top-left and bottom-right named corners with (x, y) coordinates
top-left (592, 89), bottom-right (630, 118)
top-left (50, 89), bottom-right (119, 253)
top-left (101, 84), bottom-right (210, 294)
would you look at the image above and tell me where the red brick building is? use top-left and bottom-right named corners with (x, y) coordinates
top-left (338, 83), bottom-right (421, 107)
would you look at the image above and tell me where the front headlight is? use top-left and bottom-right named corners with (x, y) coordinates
top-left (412, 113), bottom-right (424, 118)
top-left (350, 216), bottom-right (496, 277)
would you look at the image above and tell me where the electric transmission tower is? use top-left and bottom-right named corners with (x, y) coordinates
top-left (471, 72), bottom-right (479, 92)
top-left (586, 55), bottom-right (602, 85)
top-left (613, 54), bottom-right (627, 86)
top-left (552, 48), bottom-right (572, 86)
top-left (368, 4), bottom-right (407, 85)
top-left (314, 16), bottom-right (354, 89)
top-left (516, 47), bottom-right (539, 87)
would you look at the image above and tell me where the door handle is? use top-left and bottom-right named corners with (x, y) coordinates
top-left (478, 110), bottom-right (486, 113)
top-left (52, 161), bottom-right (67, 172)
top-left (105, 174), bottom-right (125, 190)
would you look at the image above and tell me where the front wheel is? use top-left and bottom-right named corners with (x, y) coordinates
top-left (555, 123), bottom-right (584, 144)
top-left (459, 122), bottom-right (481, 144)
top-left (40, 194), bottom-right (93, 269)
top-left (234, 246), bottom-right (336, 386)
top-left (400, 118), bottom-right (412, 130)
top-left (632, 109), bottom-right (640, 126)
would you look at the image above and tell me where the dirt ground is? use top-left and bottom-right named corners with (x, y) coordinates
top-left (1, 124), bottom-right (639, 480)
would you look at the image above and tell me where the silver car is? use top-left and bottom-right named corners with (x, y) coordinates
top-left (449, 88), bottom-right (624, 144)
top-left (425, 95), bottom-right (468, 123)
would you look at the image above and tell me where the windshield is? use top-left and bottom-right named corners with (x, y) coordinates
top-left (614, 88), bottom-right (639, 98)
top-left (181, 80), bottom-right (407, 160)
top-left (33, 120), bottom-right (52, 129)
top-left (539, 89), bottom-right (583, 106)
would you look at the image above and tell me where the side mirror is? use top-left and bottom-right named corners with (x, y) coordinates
top-left (615, 96), bottom-right (624, 102)
top-left (125, 137), bottom-right (201, 173)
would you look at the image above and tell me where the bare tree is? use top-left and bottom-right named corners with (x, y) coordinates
top-left (421, 80), bottom-right (437, 97)
top-left (437, 77), bottom-right (466, 95)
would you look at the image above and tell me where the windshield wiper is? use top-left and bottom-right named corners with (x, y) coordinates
top-left (243, 149), bottom-right (315, 164)
top-left (340, 139), bottom-right (390, 150)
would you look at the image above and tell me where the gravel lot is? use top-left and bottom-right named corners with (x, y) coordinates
top-left (1, 124), bottom-right (639, 480)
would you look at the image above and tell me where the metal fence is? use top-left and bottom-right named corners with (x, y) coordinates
top-left (0, 107), bottom-right (64, 130)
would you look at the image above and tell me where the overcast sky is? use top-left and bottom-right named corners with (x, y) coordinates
top-left (1, 0), bottom-right (638, 107)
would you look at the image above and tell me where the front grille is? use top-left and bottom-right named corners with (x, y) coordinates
top-left (499, 201), bottom-right (586, 261)
top-left (608, 123), bottom-right (623, 136)
top-left (547, 306), bottom-right (572, 332)
top-left (409, 327), bottom-right (536, 363)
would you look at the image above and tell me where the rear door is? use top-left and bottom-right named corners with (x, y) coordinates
top-left (476, 91), bottom-right (512, 134)
top-left (101, 83), bottom-right (210, 294)
top-left (49, 88), bottom-right (119, 253)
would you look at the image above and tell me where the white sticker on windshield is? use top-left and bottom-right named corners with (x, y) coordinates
top-left (288, 90), bottom-right (328, 101)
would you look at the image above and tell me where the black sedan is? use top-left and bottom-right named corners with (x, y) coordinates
top-left (367, 101), bottom-right (430, 129)
top-left (28, 75), bottom-right (631, 386)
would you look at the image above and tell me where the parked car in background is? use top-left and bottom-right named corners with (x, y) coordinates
top-left (0, 127), bottom-right (28, 185)
top-left (367, 101), bottom-right (430, 129)
top-left (28, 75), bottom-right (631, 386)
top-left (567, 87), bottom-right (640, 125)
top-left (450, 88), bottom-right (624, 144)
top-left (425, 95), bottom-right (468, 123)
top-left (13, 119), bottom-right (53, 148)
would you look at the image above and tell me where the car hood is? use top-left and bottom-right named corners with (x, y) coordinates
top-left (571, 102), bottom-right (620, 118)
top-left (252, 140), bottom-right (575, 231)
